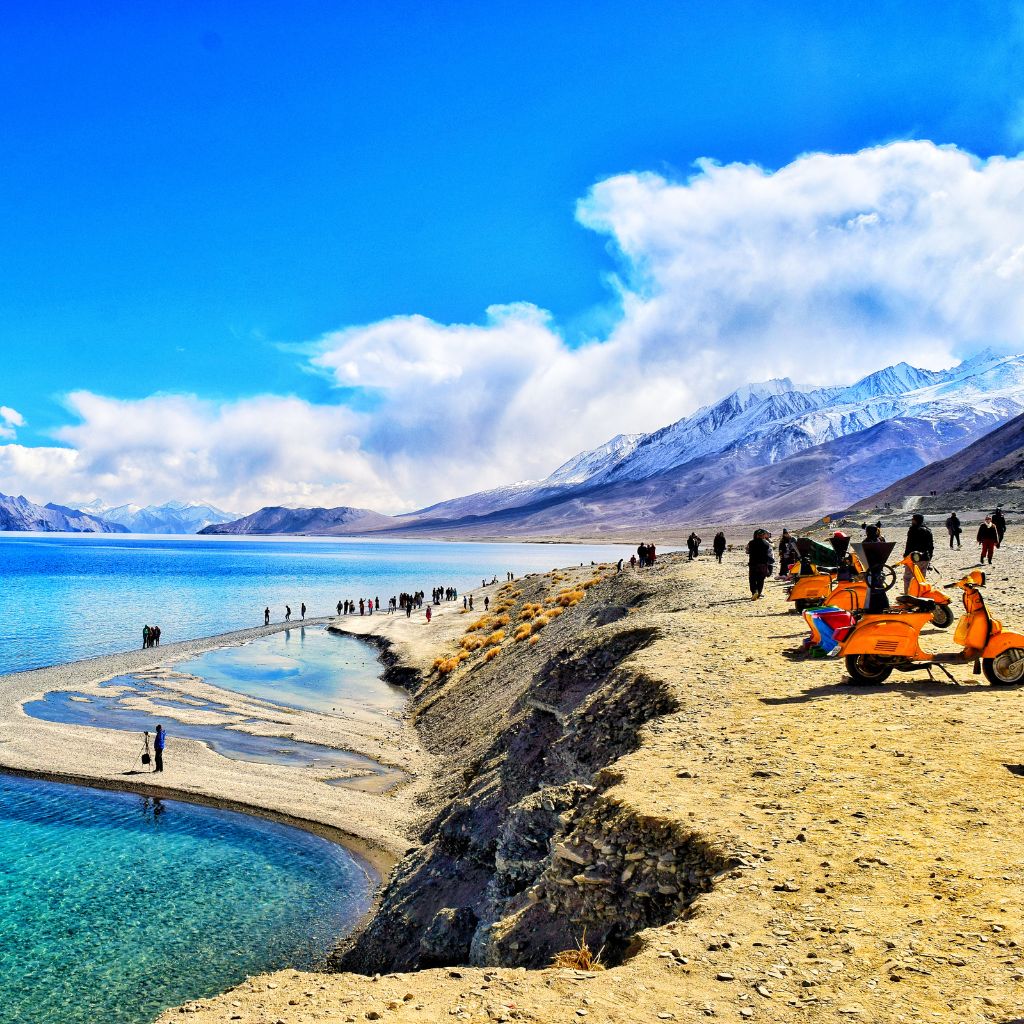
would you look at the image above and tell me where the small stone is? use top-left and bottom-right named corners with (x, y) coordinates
top-left (716, 971), bottom-right (735, 981)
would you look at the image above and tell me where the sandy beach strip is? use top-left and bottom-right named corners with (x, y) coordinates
top-left (0, 617), bottom-right (434, 869)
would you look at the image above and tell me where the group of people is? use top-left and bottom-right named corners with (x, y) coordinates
top-left (947, 508), bottom-right (1007, 565)
top-left (686, 532), bottom-right (701, 559)
top-left (635, 542), bottom-right (657, 567)
top-left (141, 624), bottom-right (161, 648)
top-left (433, 586), bottom-right (458, 603)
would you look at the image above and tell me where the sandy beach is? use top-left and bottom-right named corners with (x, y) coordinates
top-left (0, 616), bottom-right (433, 870)
top-left (150, 544), bottom-right (1024, 1024)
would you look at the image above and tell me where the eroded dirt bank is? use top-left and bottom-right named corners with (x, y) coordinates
top-left (162, 549), bottom-right (1024, 1023)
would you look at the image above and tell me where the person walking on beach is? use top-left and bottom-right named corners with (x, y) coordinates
top-left (153, 724), bottom-right (166, 773)
top-left (946, 513), bottom-right (962, 549)
top-left (264, 607), bottom-right (270, 625)
top-left (993, 507), bottom-right (1007, 545)
top-left (300, 602), bottom-right (306, 619)
top-left (425, 605), bottom-right (432, 623)
top-left (746, 529), bottom-right (774, 600)
top-left (713, 531), bottom-right (726, 563)
top-left (484, 596), bottom-right (490, 611)
top-left (142, 625), bottom-right (150, 650)
top-left (978, 516), bottom-right (999, 565)
top-left (285, 605), bottom-right (291, 622)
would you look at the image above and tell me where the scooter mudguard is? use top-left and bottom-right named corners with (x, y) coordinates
top-left (790, 575), bottom-right (833, 603)
top-left (983, 630), bottom-right (1024, 659)
top-left (827, 581), bottom-right (867, 612)
top-left (840, 615), bottom-right (931, 659)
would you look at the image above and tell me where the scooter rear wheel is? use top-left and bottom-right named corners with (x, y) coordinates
top-left (982, 650), bottom-right (1024, 686)
top-left (845, 654), bottom-right (894, 685)
top-left (930, 604), bottom-right (955, 628)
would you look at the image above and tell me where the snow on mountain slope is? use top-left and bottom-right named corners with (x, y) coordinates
top-left (83, 500), bottom-right (240, 534)
top-left (403, 351), bottom-right (1024, 529)
top-left (0, 493), bottom-right (128, 533)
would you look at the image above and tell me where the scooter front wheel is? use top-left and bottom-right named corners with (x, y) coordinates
top-left (930, 603), bottom-right (955, 629)
top-left (845, 654), bottom-right (894, 685)
top-left (982, 650), bottom-right (1024, 686)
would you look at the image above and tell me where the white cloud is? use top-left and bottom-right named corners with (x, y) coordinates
top-left (0, 406), bottom-right (25, 440)
top-left (5, 141), bottom-right (1024, 513)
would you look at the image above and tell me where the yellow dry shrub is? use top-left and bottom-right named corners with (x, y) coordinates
top-left (551, 931), bottom-right (605, 971)
top-left (546, 606), bottom-right (563, 619)
top-left (465, 616), bottom-right (492, 633)
top-left (513, 624), bottom-right (532, 642)
top-left (581, 578), bottom-right (601, 589)
top-left (493, 613), bottom-right (510, 626)
top-left (557, 589), bottom-right (585, 607)
top-left (531, 617), bottom-right (549, 633)
top-left (460, 636), bottom-right (484, 652)
top-left (484, 648), bottom-right (500, 662)
top-left (456, 651), bottom-right (471, 663)
top-left (528, 635), bottom-right (539, 645)
top-left (485, 629), bottom-right (505, 646)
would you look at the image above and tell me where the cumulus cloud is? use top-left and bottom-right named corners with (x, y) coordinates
top-left (5, 141), bottom-right (1024, 512)
top-left (0, 406), bottom-right (24, 440)
top-left (0, 392), bottom-right (401, 513)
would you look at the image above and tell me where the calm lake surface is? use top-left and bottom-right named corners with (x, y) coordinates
top-left (0, 774), bottom-right (372, 1024)
top-left (0, 534), bottom-right (629, 674)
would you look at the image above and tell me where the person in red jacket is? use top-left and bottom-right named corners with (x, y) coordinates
top-left (977, 516), bottom-right (999, 565)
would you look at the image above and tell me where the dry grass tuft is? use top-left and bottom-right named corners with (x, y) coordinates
top-left (484, 647), bottom-right (500, 662)
top-left (513, 624), bottom-right (532, 642)
top-left (493, 613), bottom-right (511, 626)
top-left (551, 932), bottom-right (606, 971)
top-left (531, 617), bottom-right (549, 633)
top-left (528, 635), bottom-right (539, 646)
top-left (465, 616), bottom-right (493, 633)
top-left (485, 629), bottom-right (506, 646)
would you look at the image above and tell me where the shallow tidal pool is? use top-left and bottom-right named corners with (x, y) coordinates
top-left (0, 773), bottom-right (372, 1024)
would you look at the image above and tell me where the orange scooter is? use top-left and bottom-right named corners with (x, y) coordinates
top-left (787, 551), bottom-right (869, 613)
top-left (838, 570), bottom-right (1024, 686)
top-left (899, 552), bottom-right (953, 627)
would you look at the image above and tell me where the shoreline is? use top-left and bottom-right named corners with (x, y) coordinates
top-left (0, 615), bottom-right (434, 867)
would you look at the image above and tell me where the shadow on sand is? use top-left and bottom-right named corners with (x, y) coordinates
top-left (762, 678), bottom-right (996, 705)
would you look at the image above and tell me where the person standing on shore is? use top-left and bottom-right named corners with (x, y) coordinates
top-left (285, 605), bottom-right (291, 621)
top-left (746, 529), bottom-right (774, 600)
top-left (153, 724), bottom-right (166, 773)
top-left (993, 508), bottom-right (1007, 545)
top-left (264, 607), bottom-right (270, 625)
top-left (142, 625), bottom-right (150, 649)
top-left (977, 516), bottom-right (999, 565)
top-left (425, 605), bottom-right (432, 623)
top-left (713, 531), bottom-right (726, 563)
top-left (300, 602), bottom-right (306, 619)
top-left (946, 513), bottom-right (962, 549)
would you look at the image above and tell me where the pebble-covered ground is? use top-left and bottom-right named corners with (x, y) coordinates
top-left (151, 540), bottom-right (1022, 1022)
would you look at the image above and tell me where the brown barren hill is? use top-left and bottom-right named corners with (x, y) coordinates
top-left (850, 411), bottom-right (1024, 512)
top-left (161, 550), bottom-right (1024, 1024)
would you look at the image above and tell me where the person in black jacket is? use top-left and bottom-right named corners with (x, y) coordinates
top-left (712, 531), bottom-right (726, 563)
top-left (945, 512), bottom-right (962, 549)
top-left (746, 529), bottom-right (774, 600)
top-left (992, 508), bottom-right (1007, 544)
top-left (903, 513), bottom-right (934, 593)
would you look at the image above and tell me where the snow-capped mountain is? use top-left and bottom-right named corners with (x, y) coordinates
top-left (0, 493), bottom-right (128, 533)
top-left (398, 350), bottom-right (1024, 531)
top-left (79, 500), bottom-right (240, 534)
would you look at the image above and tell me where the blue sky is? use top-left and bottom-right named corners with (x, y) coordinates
top-left (3, 2), bottom-right (1024, 511)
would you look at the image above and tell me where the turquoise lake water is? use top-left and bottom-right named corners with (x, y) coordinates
top-left (0, 534), bottom-right (629, 674)
top-left (0, 534), bottom-right (629, 1018)
top-left (0, 773), bottom-right (372, 1024)
top-left (24, 628), bottom-right (406, 785)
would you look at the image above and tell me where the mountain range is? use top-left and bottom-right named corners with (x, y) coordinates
top-left (79, 500), bottom-right (239, 534)
top-left (851, 410), bottom-right (1024, 513)
top-left (8, 351), bottom-right (1024, 538)
top-left (0, 492), bottom-right (128, 533)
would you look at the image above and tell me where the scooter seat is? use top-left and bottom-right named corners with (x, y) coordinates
top-left (895, 595), bottom-right (936, 612)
